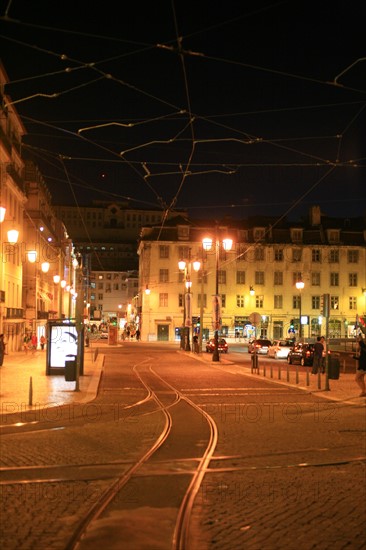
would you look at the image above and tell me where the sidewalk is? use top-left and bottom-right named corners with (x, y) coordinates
top-left (0, 346), bottom-right (104, 419)
top-left (1, 347), bottom-right (364, 422)
top-left (192, 351), bottom-right (366, 405)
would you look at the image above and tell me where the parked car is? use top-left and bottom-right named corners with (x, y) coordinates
top-left (248, 338), bottom-right (272, 355)
top-left (206, 338), bottom-right (228, 353)
top-left (99, 330), bottom-right (109, 339)
top-left (268, 339), bottom-right (294, 359)
top-left (287, 343), bottom-right (315, 366)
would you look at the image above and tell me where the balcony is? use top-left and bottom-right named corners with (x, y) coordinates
top-left (5, 308), bottom-right (24, 319)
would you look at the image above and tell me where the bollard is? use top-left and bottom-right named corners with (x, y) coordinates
top-left (278, 363), bottom-right (281, 380)
top-left (251, 353), bottom-right (259, 373)
top-left (263, 362), bottom-right (266, 377)
top-left (270, 363), bottom-right (273, 378)
top-left (29, 376), bottom-right (33, 406)
top-left (295, 364), bottom-right (299, 384)
top-left (286, 362), bottom-right (290, 382)
top-left (306, 367), bottom-right (310, 386)
top-left (317, 371), bottom-right (321, 389)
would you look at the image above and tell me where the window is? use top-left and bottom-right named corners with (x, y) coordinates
top-left (159, 269), bottom-right (169, 283)
top-left (254, 228), bottom-right (265, 241)
top-left (98, 282), bottom-right (103, 290)
top-left (330, 272), bottom-right (339, 286)
top-left (254, 247), bottom-right (265, 261)
top-left (312, 249), bottom-right (321, 262)
top-left (179, 293), bottom-right (184, 307)
top-left (292, 248), bottom-right (302, 262)
top-left (291, 228), bottom-right (303, 242)
top-left (159, 245), bottom-right (169, 259)
top-left (221, 294), bottom-right (226, 308)
top-left (274, 248), bottom-right (284, 261)
top-left (293, 295), bottom-right (300, 309)
top-left (218, 270), bottom-right (226, 284)
top-left (178, 226), bottom-right (190, 240)
top-left (198, 270), bottom-right (208, 284)
top-left (311, 272), bottom-right (321, 286)
top-left (98, 293), bottom-right (103, 300)
top-left (328, 230), bottom-right (340, 243)
top-left (274, 295), bottom-right (283, 309)
top-left (159, 293), bottom-right (168, 307)
top-left (255, 271), bottom-right (265, 285)
top-left (178, 245), bottom-right (190, 260)
top-left (312, 296), bottom-right (321, 309)
top-left (349, 273), bottom-right (358, 287)
top-left (236, 271), bottom-right (246, 284)
top-left (255, 295), bottom-right (264, 308)
top-left (331, 296), bottom-right (339, 310)
top-left (236, 243), bottom-right (247, 260)
top-left (236, 295), bottom-right (245, 307)
top-left (329, 249), bottom-right (339, 263)
top-left (292, 272), bottom-right (302, 285)
top-left (349, 297), bottom-right (357, 310)
top-left (348, 250), bottom-right (359, 263)
top-left (113, 283), bottom-right (119, 290)
top-left (197, 294), bottom-right (207, 308)
top-left (274, 271), bottom-right (283, 285)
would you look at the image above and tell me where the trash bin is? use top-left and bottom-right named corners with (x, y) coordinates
top-left (328, 357), bottom-right (340, 380)
top-left (65, 357), bottom-right (76, 381)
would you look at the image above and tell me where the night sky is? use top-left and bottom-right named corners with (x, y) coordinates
top-left (0, 0), bottom-right (365, 221)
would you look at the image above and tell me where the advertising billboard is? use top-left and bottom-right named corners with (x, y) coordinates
top-left (46, 321), bottom-right (84, 375)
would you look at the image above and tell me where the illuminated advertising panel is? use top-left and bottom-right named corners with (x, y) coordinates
top-left (46, 321), bottom-right (84, 375)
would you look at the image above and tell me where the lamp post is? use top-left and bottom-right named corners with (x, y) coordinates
top-left (178, 257), bottom-right (201, 351)
top-left (202, 233), bottom-right (233, 362)
top-left (296, 280), bottom-right (305, 341)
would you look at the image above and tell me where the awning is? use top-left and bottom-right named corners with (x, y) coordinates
top-left (37, 291), bottom-right (53, 302)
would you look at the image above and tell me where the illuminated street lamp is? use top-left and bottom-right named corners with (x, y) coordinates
top-left (296, 280), bottom-right (305, 340)
top-left (178, 257), bottom-right (201, 351)
top-left (202, 233), bottom-right (233, 362)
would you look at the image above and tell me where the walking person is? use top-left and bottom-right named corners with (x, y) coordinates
top-left (193, 333), bottom-right (199, 353)
top-left (311, 336), bottom-right (324, 374)
top-left (31, 333), bottom-right (38, 354)
top-left (23, 334), bottom-right (30, 353)
top-left (40, 334), bottom-right (46, 351)
top-left (0, 334), bottom-right (5, 366)
top-left (354, 334), bottom-right (366, 397)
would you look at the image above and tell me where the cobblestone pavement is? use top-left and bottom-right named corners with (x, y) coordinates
top-left (0, 344), bottom-right (365, 549)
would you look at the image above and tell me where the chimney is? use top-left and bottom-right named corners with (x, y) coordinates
top-left (309, 205), bottom-right (321, 226)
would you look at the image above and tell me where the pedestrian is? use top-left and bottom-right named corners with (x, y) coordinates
top-left (353, 334), bottom-right (366, 397)
top-left (31, 333), bottom-right (38, 354)
top-left (193, 333), bottom-right (199, 353)
top-left (136, 329), bottom-right (140, 341)
top-left (311, 336), bottom-right (323, 374)
top-left (0, 334), bottom-right (5, 366)
top-left (321, 336), bottom-right (326, 373)
top-left (23, 334), bottom-right (30, 353)
top-left (40, 334), bottom-right (46, 351)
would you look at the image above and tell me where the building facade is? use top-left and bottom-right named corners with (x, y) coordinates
top-left (137, 210), bottom-right (366, 343)
top-left (54, 202), bottom-right (187, 272)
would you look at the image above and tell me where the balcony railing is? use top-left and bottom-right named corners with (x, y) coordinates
top-left (5, 308), bottom-right (24, 319)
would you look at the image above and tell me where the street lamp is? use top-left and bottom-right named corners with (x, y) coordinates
top-left (202, 233), bottom-right (233, 362)
top-left (178, 257), bottom-right (201, 351)
top-left (296, 280), bottom-right (305, 340)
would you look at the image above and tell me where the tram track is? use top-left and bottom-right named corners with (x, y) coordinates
top-left (1, 348), bottom-right (365, 550)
